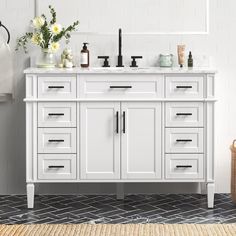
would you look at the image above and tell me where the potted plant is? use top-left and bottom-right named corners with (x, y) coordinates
top-left (16, 5), bottom-right (79, 68)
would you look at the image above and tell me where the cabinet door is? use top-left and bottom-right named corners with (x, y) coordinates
top-left (80, 102), bottom-right (120, 179)
top-left (121, 102), bottom-right (162, 179)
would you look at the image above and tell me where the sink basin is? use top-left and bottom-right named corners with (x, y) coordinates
top-left (78, 67), bottom-right (160, 74)
top-left (89, 67), bottom-right (151, 71)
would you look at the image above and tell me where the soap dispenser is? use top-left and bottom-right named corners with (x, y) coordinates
top-left (80, 43), bottom-right (89, 68)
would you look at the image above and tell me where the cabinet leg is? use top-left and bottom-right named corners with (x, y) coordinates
top-left (116, 183), bottom-right (124, 200)
top-left (207, 182), bottom-right (215, 208)
top-left (27, 183), bottom-right (35, 208)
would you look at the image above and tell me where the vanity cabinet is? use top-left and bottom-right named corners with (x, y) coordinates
top-left (80, 102), bottom-right (120, 180)
top-left (80, 101), bottom-right (161, 180)
top-left (24, 68), bottom-right (216, 209)
top-left (121, 102), bottom-right (162, 179)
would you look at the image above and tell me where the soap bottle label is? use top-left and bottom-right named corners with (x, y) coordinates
top-left (80, 52), bottom-right (88, 65)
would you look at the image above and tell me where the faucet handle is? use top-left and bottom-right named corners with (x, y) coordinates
top-left (98, 56), bottom-right (110, 67)
top-left (130, 56), bottom-right (143, 67)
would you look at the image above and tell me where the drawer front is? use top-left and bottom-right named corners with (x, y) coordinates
top-left (38, 128), bottom-right (76, 153)
top-left (165, 76), bottom-right (203, 98)
top-left (38, 76), bottom-right (76, 99)
top-left (165, 102), bottom-right (203, 127)
top-left (165, 154), bottom-right (204, 179)
top-left (38, 154), bottom-right (76, 180)
top-left (38, 102), bottom-right (76, 127)
top-left (80, 74), bottom-right (163, 98)
top-left (165, 128), bottom-right (204, 153)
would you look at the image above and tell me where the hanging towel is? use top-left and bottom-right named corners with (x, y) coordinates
top-left (0, 36), bottom-right (13, 96)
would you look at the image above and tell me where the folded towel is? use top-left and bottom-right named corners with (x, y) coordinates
top-left (0, 37), bottom-right (13, 96)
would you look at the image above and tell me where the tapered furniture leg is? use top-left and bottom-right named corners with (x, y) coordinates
top-left (27, 183), bottom-right (35, 208)
top-left (116, 183), bottom-right (124, 200)
top-left (207, 182), bottom-right (215, 208)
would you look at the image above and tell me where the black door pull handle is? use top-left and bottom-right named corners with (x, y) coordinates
top-left (48, 139), bottom-right (64, 142)
top-left (116, 111), bottom-right (119, 134)
top-left (48, 165), bottom-right (65, 169)
top-left (123, 111), bottom-right (126, 133)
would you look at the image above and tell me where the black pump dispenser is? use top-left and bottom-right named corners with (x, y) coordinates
top-left (81, 43), bottom-right (89, 68)
top-left (83, 43), bottom-right (88, 50)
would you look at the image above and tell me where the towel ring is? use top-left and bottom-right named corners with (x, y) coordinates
top-left (0, 21), bottom-right (10, 44)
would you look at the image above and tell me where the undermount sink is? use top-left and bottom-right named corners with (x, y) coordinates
top-left (90, 67), bottom-right (150, 71)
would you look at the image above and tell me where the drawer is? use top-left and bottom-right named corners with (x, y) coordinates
top-left (38, 76), bottom-right (76, 99)
top-left (165, 102), bottom-right (203, 127)
top-left (38, 154), bottom-right (76, 180)
top-left (38, 128), bottom-right (76, 153)
top-left (38, 102), bottom-right (76, 127)
top-left (79, 74), bottom-right (163, 98)
top-left (165, 154), bottom-right (204, 179)
top-left (165, 128), bottom-right (203, 153)
top-left (165, 76), bottom-right (203, 98)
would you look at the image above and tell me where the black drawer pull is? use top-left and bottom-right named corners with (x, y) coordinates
top-left (48, 86), bottom-right (65, 89)
top-left (48, 165), bottom-right (64, 169)
top-left (176, 113), bottom-right (192, 116)
top-left (176, 165), bottom-right (192, 168)
top-left (48, 139), bottom-right (64, 142)
top-left (48, 113), bottom-right (65, 116)
top-left (176, 86), bottom-right (192, 89)
top-left (176, 139), bottom-right (192, 142)
top-left (110, 86), bottom-right (132, 89)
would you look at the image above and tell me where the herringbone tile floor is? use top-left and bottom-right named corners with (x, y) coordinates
top-left (0, 194), bottom-right (235, 224)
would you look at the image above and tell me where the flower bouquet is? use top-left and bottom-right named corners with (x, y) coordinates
top-left (16, 5), bottom-right (79, 68)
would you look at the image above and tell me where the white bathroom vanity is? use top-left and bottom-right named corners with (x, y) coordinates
top-left (24, 67), bottom-right (216, 208)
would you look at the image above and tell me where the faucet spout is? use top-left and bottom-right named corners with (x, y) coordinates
top-left (119, 28), bottom-right (122, 56)
top-left (117, 28), bottom-right (124, 67)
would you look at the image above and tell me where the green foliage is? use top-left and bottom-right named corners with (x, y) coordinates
top-left (52, 21), bottom-right (79, 43)
top-left (49, 5), bottom-right (56, 25)
top-left (16, 5), bottom-right (79, 53)
top-left (15, 32), bottom-right (33, 53)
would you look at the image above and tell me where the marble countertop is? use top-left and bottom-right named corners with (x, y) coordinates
top-left (24, 67), bottom-right (217, 74)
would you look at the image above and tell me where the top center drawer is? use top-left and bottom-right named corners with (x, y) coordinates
top-left (79, 74), bottom-right (163, 98)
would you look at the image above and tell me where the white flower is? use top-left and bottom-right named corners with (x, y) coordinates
top-left (32, 16), bottom-right (45, 29)
top-left (51, 23), bottom-right (62, 35)
top-left (50, 42), bottom-right (60, 52)
top-left (31, 33), bottom-right (43, 45)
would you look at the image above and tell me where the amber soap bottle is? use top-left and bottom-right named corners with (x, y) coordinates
top-left (80, 43), bottom-right (89, 68)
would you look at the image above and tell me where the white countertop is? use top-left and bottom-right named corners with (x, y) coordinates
top-left (24, 67), bottom-right (217, 74)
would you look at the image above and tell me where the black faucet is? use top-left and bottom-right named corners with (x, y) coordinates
top-left (117, 28), bottom-right (124, 67)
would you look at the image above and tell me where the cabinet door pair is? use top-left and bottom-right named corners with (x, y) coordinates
top-left (80, 102), bottom-right (162, 180)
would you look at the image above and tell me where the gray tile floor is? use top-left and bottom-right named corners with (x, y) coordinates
top-left (0, 194), bottom-right (235, 224)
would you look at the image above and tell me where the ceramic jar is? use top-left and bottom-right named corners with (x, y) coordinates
top-left (159, 54), bottom-right (173, 67)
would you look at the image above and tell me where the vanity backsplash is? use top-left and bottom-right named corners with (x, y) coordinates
top-left (30, 50), bottom-right (211, 69)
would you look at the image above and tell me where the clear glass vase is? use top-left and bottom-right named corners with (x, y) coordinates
top-left (36, 49), bottom-right (56, 68)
